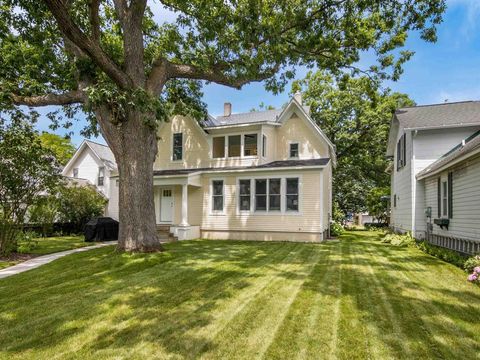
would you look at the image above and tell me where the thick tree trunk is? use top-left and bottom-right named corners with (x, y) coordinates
top-left (99, 108), bottom-right (162, 252)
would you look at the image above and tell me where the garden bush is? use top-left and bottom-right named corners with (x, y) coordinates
top-left (16, 231), bottom-right (39, 253)
top-left (464, 255), bottom-right (480, 273)
top-left (330, 221), bottom-right (344, 237)
top-left (364, 222), bottom-right (389, 230)
top-left (380, 232), bottom-right (415, 247)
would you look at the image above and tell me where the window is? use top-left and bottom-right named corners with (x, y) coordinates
top-left (213, 136), bottom-right (225, 158)
top-left (255, 179), bottom-right (267, 211)
top-left (212, 180), bottom-right (224, 211)
top-left (262, 135), bottom-right (267, 157)
top-left (397, 133), bottom-right (406, 170)
top-left (289, 143), bottom-right (299, 158)
top-left (172, 133), bottom-right (183, 161)
top-left (239, 179), bottom-right (251, 211)
top-left (286, 178), bottom-right (299, 211)
top-left (438, 172), bottom-right (453, 218)
top-left (442, 181), bottom-right (448, 216)
top-left (98, 166), bottom-right (105, 186)
top-left (228, 135), bottom-right (241, 157)
top-left (393, 194), bottom-right (397, 208)
top-left (269, 178), bottom-right (281, 211)
top-left (244, 134), bottom-right (258, 156)
top-left (73, 168), bottom-right (79, 178)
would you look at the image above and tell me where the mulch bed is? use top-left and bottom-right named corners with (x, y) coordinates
top-left (0, 253), bottom-right (38, 263)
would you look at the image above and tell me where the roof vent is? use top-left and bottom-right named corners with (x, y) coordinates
top-left (294, 91), bottom-right (302, 105)
top-left (224, 102), bottom-right (232, 117)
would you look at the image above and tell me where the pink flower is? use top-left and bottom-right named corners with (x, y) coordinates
top-left (467, 273), bottom-right (478, 282)
top-left (474, 266), bottom-right (480, 274)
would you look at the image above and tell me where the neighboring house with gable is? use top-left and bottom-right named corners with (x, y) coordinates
top-left (62, 139), bottom-right (117, 218)
top-left (387, 101), bottom-right (480, 254)
top-left (107, 93), bottom-right (335, 241)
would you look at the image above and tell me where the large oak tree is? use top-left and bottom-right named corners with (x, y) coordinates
top-left (0, 0), bottom-right (445, 251)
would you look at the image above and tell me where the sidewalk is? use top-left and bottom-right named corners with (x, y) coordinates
top-left (0, 241), bottom-right (117, 280)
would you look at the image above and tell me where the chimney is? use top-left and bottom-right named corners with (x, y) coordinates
top-left (294, 91), bottom-right (302, 105)
top-left (224, 102), bottom-right (232, 116)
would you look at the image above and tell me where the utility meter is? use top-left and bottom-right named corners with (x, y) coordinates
top-left (425, 206), bottom-right (432, 218)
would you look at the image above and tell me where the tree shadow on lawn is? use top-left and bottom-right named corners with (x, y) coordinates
top-left (0, 240), bottom-right (321, 358)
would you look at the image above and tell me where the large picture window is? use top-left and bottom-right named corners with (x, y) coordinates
top-left (286, 178), bottom-right (299, 211)
top-left (228, 135), bottom-right (241, 157)
top-left (213, 136), bottom-right (225, 158)
top-left (244, 134), bottom-right (258, 156)
top-left (255, 179), bottom-right (267, 211)
top-left (239, 179), bottom-right (251, 211)
top-left (212, 180), bottom-right (224, 211)
top-left (269, 178), bottom-right (281, 211)
top-left (173, 133), bottom-right (183, 161)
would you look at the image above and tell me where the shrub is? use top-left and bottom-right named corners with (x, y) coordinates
top-left (464, 255), bottom-right (480, 273)
top-left (467, 266), bottom-right (480, 285)
top-left (415, 241), bottom-right (467, 268)
top-left (364, 223), bottom-right (389, 231)
top-left (17, 231), bottom-right (39, 253)
top-left (330, 221), bottom-right (344, 237)
top-left (380, 232), bottom-right (414, 247)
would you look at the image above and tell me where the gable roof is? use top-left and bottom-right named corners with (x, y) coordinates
top-left (395, 101), bottom-right (480, 130)
top-left (416, 130), bottom-right (480, 179)
top-left (62, 139), bottom-right (117, 176)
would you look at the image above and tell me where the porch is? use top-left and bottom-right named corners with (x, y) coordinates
top-left (153, 172), bottom-right (203, 240)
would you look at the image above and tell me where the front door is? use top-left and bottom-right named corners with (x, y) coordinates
top-left (160, 188), bottom-right (174, 223)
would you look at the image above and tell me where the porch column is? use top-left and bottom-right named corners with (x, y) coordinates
top-left (180, 184), bottom-right (189, 226)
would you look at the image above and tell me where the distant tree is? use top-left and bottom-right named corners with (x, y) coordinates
top-left (38, 132), bottom-right (76, 165)
top-left (366, 187), bottom-right (390, 224)
top-left (0, 0), bottom-right (445, 251)
top-left (0, 118), bottom-right (61, 255)
top-left (293, 71), bottom-right (415, 216)
top-left (250, 102), bottom-right (276, 112)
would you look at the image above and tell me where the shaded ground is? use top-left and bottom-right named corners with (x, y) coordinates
top-left (0, 236), bottom-right (87, 269)
top-left (0, 231), bottom-right (478, 359)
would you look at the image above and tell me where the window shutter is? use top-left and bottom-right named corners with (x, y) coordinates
top-left (448, 172), bottom-right (453, 219)
top-left (397, 141), bottom-right (400, 170)
top-left (403, 133), bottom-right (407, 166)
top-left (437, 178), bottom-right (441, 218)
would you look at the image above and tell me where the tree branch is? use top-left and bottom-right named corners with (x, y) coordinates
top-left (42, 0), bottom-right (132, 90)
top-left (11, 90), bottom-right (86, 107)
top-left (89, 0), bottom-right (101, 42)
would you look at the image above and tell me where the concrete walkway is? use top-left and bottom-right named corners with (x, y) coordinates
top-left (0, 241), bottom-right (117, 280)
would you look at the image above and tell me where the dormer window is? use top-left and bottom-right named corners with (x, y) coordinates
top-left (289, 143), bottom-right (299, 158)
top-left (244, 134), bottom-right (258, 156)
top-left (98, 166), bottom-right (105, 186)
top-left (173, 133), bottom-right (183, 161)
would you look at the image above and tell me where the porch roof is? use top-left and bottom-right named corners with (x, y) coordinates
top-left (153, 158), bottom-right (330, 177)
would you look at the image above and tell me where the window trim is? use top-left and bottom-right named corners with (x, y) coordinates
top-left (210, 178), bottom-right (225, 215)
top-left (236, 175), bottom-right (302, 215)
top-left (172, 132), bottom-right (183, 161)
top-left (289, 142), bottom-right (300, 159)
top-left (97, 166), bottom-right (105, 186)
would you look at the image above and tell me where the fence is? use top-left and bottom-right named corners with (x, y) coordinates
top-left (426, 233), bottom-right (480, 255)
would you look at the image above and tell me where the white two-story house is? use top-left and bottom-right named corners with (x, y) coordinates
top-left (106, 93), bottom-right (336, 242)
top-left (387, 101), bottom-right (480, 253)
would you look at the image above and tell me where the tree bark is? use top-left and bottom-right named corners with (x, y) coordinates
top-left (98, 107), bottom-right (162, 252)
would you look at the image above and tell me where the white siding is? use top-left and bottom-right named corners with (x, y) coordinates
top-left (424, 156), bottom-right (480, 242)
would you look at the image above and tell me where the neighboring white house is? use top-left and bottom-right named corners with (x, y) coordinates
top-left (62, 140), bottom-right (118, 219)
top-left (387, 101), bottom-right (480, 253)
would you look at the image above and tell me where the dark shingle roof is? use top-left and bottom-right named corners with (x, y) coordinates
top-left (395, 101), bottom-right (480, 130)
top-left (417, 130), bottom-right (480, 178)
top-left (203, 106), bottom-right (310, 128)
top-left (153, 158), bottom-right (329, 176)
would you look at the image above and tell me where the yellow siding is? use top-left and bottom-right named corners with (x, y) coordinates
top-left (276, 115), bottom-right (329, 160)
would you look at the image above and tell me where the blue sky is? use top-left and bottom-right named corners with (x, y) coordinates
top-left (33, 0), bottom-right (480, 146)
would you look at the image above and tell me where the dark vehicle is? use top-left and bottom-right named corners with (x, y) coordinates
top-left (84, 217), bottom-right (119, 242)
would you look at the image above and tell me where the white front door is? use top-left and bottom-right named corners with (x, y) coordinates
top-left (160, 188), bottom-right (174, 223)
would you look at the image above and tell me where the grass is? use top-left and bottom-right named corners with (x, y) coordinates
top-left (0, 231), bottom-right (479, 359)
top-left (0, 260), bottom-right (18, 270)
top-left (19, 235), bottom-right (89, 255)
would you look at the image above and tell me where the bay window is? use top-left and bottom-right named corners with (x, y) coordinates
top-left (228, 135), bottom-right (241, 157)
top-left (244, 134), bottom-right (258, 156)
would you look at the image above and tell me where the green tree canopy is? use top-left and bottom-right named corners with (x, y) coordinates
top-left (293, 71), bottom-right (415, 216)
top-left (0, 0), bottom-right (445, 251)
top-left (38, 132), bottom-right (76, 165)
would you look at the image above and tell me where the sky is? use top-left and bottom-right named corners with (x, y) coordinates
top-left (32, 0), bottom-right (480, 146)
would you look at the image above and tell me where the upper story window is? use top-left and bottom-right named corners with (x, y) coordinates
top-left (98, 166), bottom-right (105, 186)
top-left (289, 143), bottom-right (299, 158)
top-left (244, 134), bottom-right (258, 156)
top-left (213, 136), bottom-right (225, 158)
top-left (397, 133), bottom-right (406, 170)
top-left (262, 135), bottom-right (267, 157)
top-left (228, 135), bottom-right (241, 157)
top-left (172, 133), bottom-right (183, 161)
top-left (73, 168), bottom-right (79, 178)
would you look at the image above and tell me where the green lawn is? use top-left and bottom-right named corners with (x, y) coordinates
top-left (0, 231), bottom-right (479, 359)
top-left (19, 235), bottom-right (88, 255)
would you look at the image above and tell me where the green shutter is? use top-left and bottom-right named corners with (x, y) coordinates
top-left (437, 178), bottom-right (441, 218)
top-left (448, 172), bottom-right (453, 219)
top-left (403, 133), bottom-right (407, 166)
